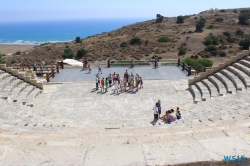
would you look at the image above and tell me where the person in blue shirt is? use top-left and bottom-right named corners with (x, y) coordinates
top-left (130, 72), bottom-right (134, 78)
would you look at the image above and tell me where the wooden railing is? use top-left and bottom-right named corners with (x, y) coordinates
top-left (177, 59), bottom-right (192, 76)
top-left (107, 59), bottom-right (178, 68)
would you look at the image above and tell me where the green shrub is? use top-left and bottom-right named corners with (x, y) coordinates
top-left (62, 48), bottom-right (74, 59)
top-left (75, 36), bottom-right (81, 43)
top-left (226, 37), bottom-right (236, 43)
top-left (145, 40), bottom-right (148, 46)
top-left (76, 48), bottom-right (88, 59)
top-left (210, 51), bottom-right (217, 56)
top-left (204, 45), bottom-right (217, 52)
top-left (193, 62), bottom-right (206, 72)
top-left (236, 29), bottom-right (244, 36)
top-left (220, 9), bottom-right (226, 12)
top-left (218, 45), bottom-right (227, 50)
top-left (219, 51), bottom-right (227, 57)
top-left (129, 36), bottom-right (142, 45)
top-left (233, 9), bottom-right (237, 13)
top-left (177, 15), bottom-right (185, 23)
top-left (223, 31), bottom-right (230, 37)
top-left (120, 41), bottom-right (128, 47)
top-left (204, 35), bottom-right (219, 46)
top-left (239, 37), bottom-right (250, 50)
top-left (182, 57), bottom-right (196, 66)
top-left (16, 51), bottom-right (21, 55)
top-left (215, 18), bottom-right (224, 22)
top-left (207, 25), bottom-right (217, 29)
top-left (0, 54), bottom-right (4, 64)
top-left (158, 36), bottom-right (171, 42)
top-left (178, 48), bottom-right (186, 55)
top-left (197, 58), bottom-right (213, 67)
top-left (182, 57), bottom-right (206, 72)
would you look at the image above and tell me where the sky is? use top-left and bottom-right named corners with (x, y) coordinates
top-left (0, 0), bottom-right (248, 22)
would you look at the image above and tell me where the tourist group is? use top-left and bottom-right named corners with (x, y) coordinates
top-left (95, 64), bottom-right (143, 93)
top-left (153, 100), bottom-right (181, 124)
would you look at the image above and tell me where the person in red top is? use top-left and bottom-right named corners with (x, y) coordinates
top-left (83, 59), bottom-right (87, 69)
top-left (101, 78), bottom-right (105, 92)
top-left (131, 58), bottom-right (134, 68)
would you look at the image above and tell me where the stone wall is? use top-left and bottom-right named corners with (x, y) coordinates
top-left (0, 64), bottom-right (43, 89)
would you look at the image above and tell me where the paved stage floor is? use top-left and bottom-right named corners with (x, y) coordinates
top-left (51, 66), bottom-right (193, 82)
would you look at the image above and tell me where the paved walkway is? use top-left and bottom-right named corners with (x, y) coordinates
top-left (51, 66), bottom-right (193, 82)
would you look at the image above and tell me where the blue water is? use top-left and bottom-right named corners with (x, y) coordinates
top-left (0, 18), bottom-right (149, 44)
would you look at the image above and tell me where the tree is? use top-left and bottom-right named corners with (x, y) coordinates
top-left (129, 36), bottom-right (142, 45)
top-left (75, 36), bottom-right (81, 43)
top-left (239, 37), bottom-right (250, 50)
top-left (62, 48), bottom-right (74, 59)
top-left (195, 18), bottom-right (206, 32)
top-left (76, 48), bottom-right (88, 59)
top-left (156, 14), bottom-right (164, 22)
top-left (177, 15), bottom-right (185, 23)
top-left (239, 9), bottom-right (250, 25)
top-left (178, 48), bottom-right (186, 56)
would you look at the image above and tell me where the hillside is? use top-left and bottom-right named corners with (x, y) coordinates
top-left (4, 8), bottom-right (250, 66)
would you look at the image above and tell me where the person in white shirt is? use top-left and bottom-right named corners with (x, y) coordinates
top-left (153, 103), bottom-right (159, 123)
top-left (114, 80), bottom-right (119, 93)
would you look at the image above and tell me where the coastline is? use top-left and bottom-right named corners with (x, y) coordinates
top-left (0, 44), bottom-right (36, 55)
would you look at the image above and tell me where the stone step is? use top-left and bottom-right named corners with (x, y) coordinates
top-left (227, 66), bottom-right (250, 88)
top-left (208, 76), bottom-right (227, 96)
top-left (9, 82), bottom-right (29, 101)
top-left (16, 85), bottom-right (35, 104)
top-left (245, 55), bottom-right (250, 61)
top-left (195, 82), bottom-right (210, 101)
top-left (0, 76), bottom-right (16, 90)
top-left (0, 79), bottom-right (23, 98)
top-left (220, 69), bottom-right (245, 91)
top-left (0, 73), bottom-right (10, 80)
top-left (189, 85), bottom-right (201, 103)
top-left (26, 88), bottom-right (42, 107)
top-left (239, 59), bottom-right (250, 68)
top-left (214, 72), bottom-right (236, 94)
top-left (0, 70), bottom-right (5, 74)
top-left (233, 62), bottom-right (250, 76)
top-left (201, 79), bottom-right (218, 97)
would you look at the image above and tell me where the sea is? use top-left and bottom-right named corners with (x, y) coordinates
top-left (0, 18), bottom-right (149, 45)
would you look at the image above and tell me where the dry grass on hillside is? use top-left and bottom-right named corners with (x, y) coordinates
top-left (4, 8), bottom-right (250, 67)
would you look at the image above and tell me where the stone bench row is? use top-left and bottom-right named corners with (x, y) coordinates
top-left (0, 70), bottom-right (42, 107)
top-left (189, 56), bottom-right (250, 103)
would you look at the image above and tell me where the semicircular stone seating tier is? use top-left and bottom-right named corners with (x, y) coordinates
top-left (0, 69), bottom-right (42, 107)
top-left (188, 50), bottom-right (250, 104)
